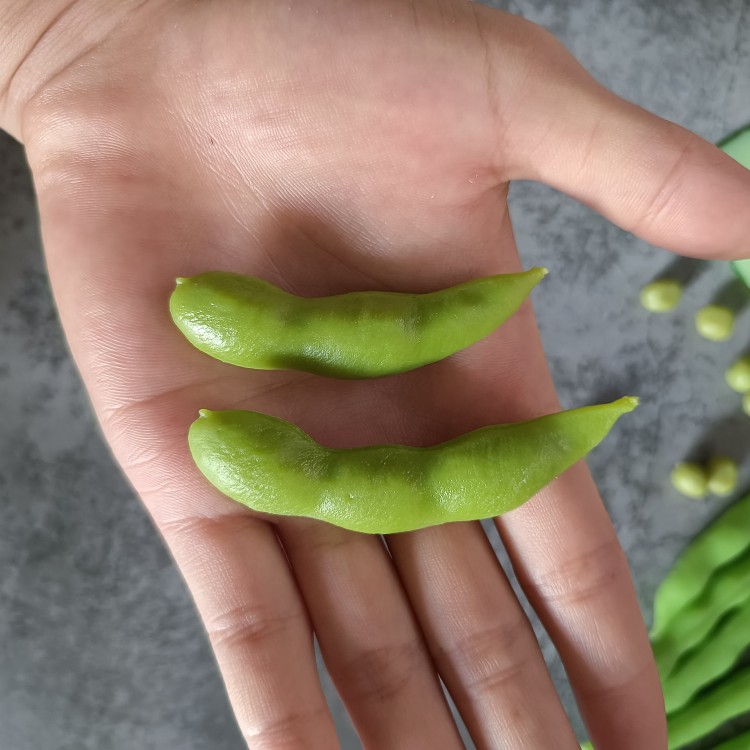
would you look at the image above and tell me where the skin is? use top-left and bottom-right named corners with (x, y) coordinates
top-left (3, 1), bottom-right (750, 748)
top-left (662, 596), bottom-right (750, 713)
top-left (651, 492), bottom-right (750, 640)
top-left (170, 268), bottom-right (546, 378)
top-left (667, 666), bottom-right (750, 749)
top-left (189, 399), bottom-right (636, 533)
top-left (652, 549), bottom-right (750, 679)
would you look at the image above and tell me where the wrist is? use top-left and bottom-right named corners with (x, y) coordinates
top-left (0, 0), bottom-right (159, 141)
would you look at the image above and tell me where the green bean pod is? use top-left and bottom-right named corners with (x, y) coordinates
top-left (188, 397), bottom-right (637, 534)
top-left (169, 269), bottom-right (546, 378)
top-left (712, 729), bottom-right (750, 750)
top-left (663, 597), bottom-right (750, 713)
top-left (652, 549), bottom-right (750, 679)
top-left (721, 124), bottom-right (750, 289)
top-left (650, 493), bottom-right (750, 640)
top-left (667, 666), bottom-right (750, 749)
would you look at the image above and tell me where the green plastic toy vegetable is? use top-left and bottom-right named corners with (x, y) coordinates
top-left (662, 596), bottom-right (750, 713)
top-left (726, 356), bottom-right (750, 393)
top-left (170, 269), bottom-right (546, 378)
top-left (706, 457), bottom-right (739, 497)
top-left (188, 397), bottom-right (637, 534)
top-left (652, 549), bottom-right (750, 678)
top-left (640, 280), bottom-right (682, 312)
top-left (720, 125), bottom-right (750, 289)
top-left (667, 666), bottom-right (750, 748)
top-left (712, 730), bottom-right (750, 750)
top-left (695, 305), bottom-right (735, 342)
top-left (651, 492), bottom-right (750, 639)
top-left (670, 462), bottom-right (708, 499)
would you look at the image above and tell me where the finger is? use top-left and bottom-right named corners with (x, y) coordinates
top-left (496, 465), bottom-right (667, 750)
top-left (477, 6), bottom-right (750, 260)
top-left (278, 519), bottom-right (463, 750)
top-left (161, 512), bottom-right (340, 750)
top-left (388, 521), bottom-right (580, 750)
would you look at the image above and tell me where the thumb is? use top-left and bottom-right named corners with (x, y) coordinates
top-left (487, 16), bottom-right (750, 260)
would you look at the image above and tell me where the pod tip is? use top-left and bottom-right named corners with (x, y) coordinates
top-left (198, 409), bottom-right (211, 419)
top-left (175, 277), bottom-right (187, 286)
top-left (619, 396), bottom-right (640, 411)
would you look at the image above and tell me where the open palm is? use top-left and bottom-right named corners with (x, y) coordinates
top-left (6, 0), bottom-right (750, 747)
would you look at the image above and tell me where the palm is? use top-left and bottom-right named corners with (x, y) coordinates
top-left (19, 0), bottom-right (750, 747)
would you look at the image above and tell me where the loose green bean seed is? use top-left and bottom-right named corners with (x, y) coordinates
top-left (670, 462), bottom-right (708, 499)
top-left (170, 269), bottom-right (546, 378)
top-left (695, 305), bottom-right (735, 342)
top-left (707, 457), bottom-right (739, 497)
top-left (712, 730), bottom-right (750, 750)
top-left (726, 356), bottom-right (750, 393)
top-left (651, 493), bottom-right (750, 639)
top-left (652, 549), bottom-right (750, 678)
top-left (640, 280), bottom-right (682, 312)
top-left (667, 666), bottom-right (750, 748)
top-left (188, 398), bottom-right (637, 534)
top-left (662, 597), bottom-right (750, 713)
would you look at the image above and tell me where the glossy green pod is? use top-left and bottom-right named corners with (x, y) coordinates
top-left (662, 596), bottom-right (750, 713)
top-left (652, 548), bottom-right (750, 679)
top-left (712, 730), bottom-right (750, 750)
top-left (169, 269), bottom-right (546, 378)
top-left (650, 492), bottom-right (750, 640)
top-left (667, 667), bottom-right (750, 749)
top-left (188, 397), bottom-right (637, 534)
top-left (719, 125), bottom-right (750, 288)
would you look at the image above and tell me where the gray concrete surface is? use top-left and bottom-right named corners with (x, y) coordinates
top-left (1, 0), bottom-right (750, 747)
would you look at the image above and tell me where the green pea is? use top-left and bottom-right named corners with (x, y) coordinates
top-left (169, 269), bottom-right (546, 379)
top-left (652, 548), bottom-right (750, 679)
top-left (640, 280), bottom-right (683, 312)
top-left (712, 730), bottom-right (750, 750)
top-left (670, 462), bottom-right (708, 499)
top-left (695, 305), bottom-right (735, 342)
top-left (726, 356), bottom-right (750, 393)
top-left (188, 397), bottom-right (637, 534)
top-left (662, 596), bottom-right (750, 713)
top-left (667, 666), bottom-right (750, 748)
top-left (651, 492), bottom-right (750, 640)
top-left (707, 457), bottom-right (739, 497)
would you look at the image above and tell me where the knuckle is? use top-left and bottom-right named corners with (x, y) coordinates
top-left (530, 536), bottom-right (629, 607)
top-left (206, 600), bottom-right (304, 653)
top-left (441, 616), bottom-right (533, 696)
top-left (331, 639), bottom-right (427, 703)
top-left (241, 706), bottom-right (331, 750)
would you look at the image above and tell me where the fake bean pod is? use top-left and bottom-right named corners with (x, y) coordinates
top-left (188, 397), bottom-right (637, 534)
top-left (662, 596), bottom-right (750, 713)
top-left (667, 666), bottom-right (750, 749)
top-left (650, 492), bottom-right (750, 639)
top-left (652, 549), bottom-right (750, 678)
top-left (170, 269), bottom-right (546, 378)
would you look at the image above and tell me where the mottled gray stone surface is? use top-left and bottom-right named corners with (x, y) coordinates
top-left (1, 1), bottom-right (749, 748)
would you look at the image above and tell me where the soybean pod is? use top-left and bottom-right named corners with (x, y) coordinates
top-left (188, 397), bottom-right (636, 534)
top-left (170, 269), bottom-right (546, 378)
top-left (663, 596), bottom-right (750, 713)
top-left (650, 492), bottom-right (750, 639)
top-left (667, 666), bottom-right (750, 749)
top-left (652, 548), bottom-right (750, 679)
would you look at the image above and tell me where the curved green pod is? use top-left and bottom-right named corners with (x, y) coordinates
top-left (663, 596), bottom-right (750, 713)
top-left (652, 549), bottom-right (750, 679)
top-left (169, 269), bottom-right (546, 378)
top-left (713, 730), bottom-right (750, 750)
top-left (667, 666), bottom-right (750, 749)
top-left (188, 397), bottom-right (637, 534)
top-left (719, 125), bottom-right (750, 288)
top-left (650, 492), bottom-right (750, 640)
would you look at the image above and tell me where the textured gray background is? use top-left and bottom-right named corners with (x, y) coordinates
top-left (1, 1), bottom-right (749, 748)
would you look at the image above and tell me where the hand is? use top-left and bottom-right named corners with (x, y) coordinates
top-left (3, 1), bottom-right (749, 748)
